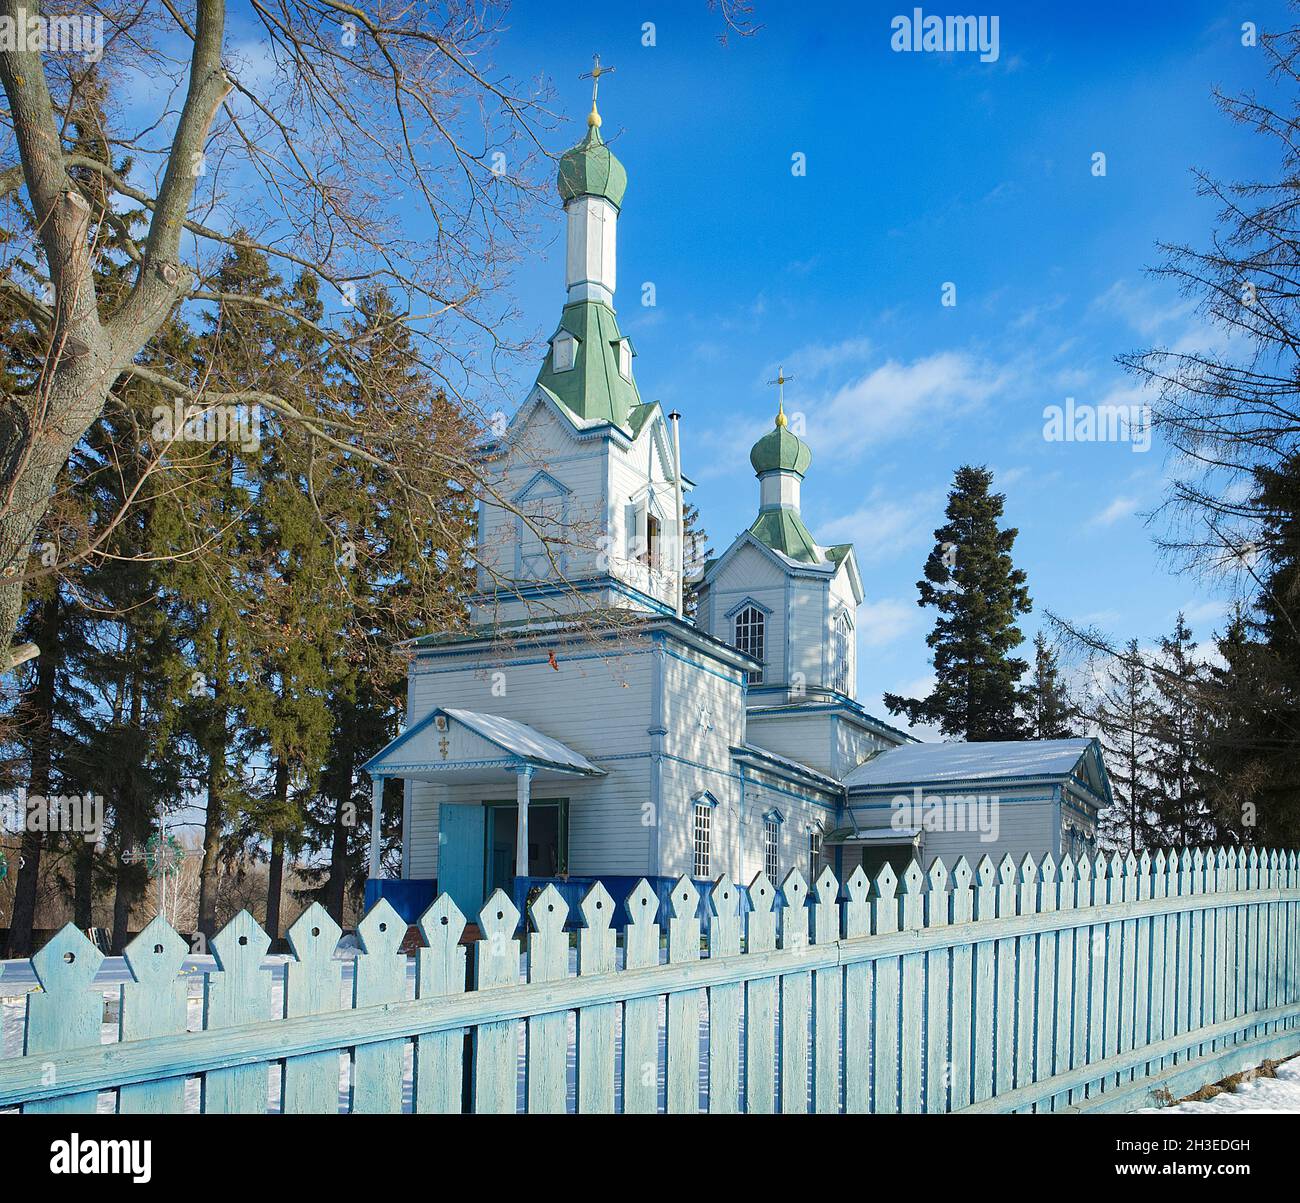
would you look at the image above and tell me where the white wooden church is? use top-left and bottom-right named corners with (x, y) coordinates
top-left (361, 88), bottom-right (1112, 924)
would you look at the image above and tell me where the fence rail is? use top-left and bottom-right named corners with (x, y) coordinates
top-left (1, 845), bottom-right (1297, 1113)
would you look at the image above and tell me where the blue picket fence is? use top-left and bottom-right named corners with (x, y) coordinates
top-left (0, 845), bottom-right (1297, 1113)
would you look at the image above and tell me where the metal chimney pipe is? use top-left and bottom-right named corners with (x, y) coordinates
top-left (668, 408), bottom-right (684, 618)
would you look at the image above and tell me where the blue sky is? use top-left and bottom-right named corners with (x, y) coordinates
top-left (470, 0), bottom-right (1292, 727)
top-left (190, 2), bottom-right (1288, 729)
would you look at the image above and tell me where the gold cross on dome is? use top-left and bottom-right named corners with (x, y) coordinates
top-left (580, 53), bottom-right (615, 124)
top-left (581, 53), bottom-right (615, 103)
top-left (765, 365), bottom-right (794, 426)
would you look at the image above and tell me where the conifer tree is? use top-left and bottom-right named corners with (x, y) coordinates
top-left (683, 501), bottom-right (713, 621)
top-left (1088, 640), bottom-right (1159, 853)
top-left (1147, 614), bottom-right (1215, 848)
top-left (295, 286), bottom-right (478, 920)
top-left (1196, 613), bottom-right (1279, 843)
top-left (885, 466), bottom-right (1032, 740)
top-left (1023, 632), bottom-right (1076, 739)
top-left (240, 268), bottom-right (335, 941)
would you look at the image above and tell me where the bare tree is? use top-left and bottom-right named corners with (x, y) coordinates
top-left (1122, 16), bottom-right (1300, 587)
top-left (0, 0), bottom-right (562, 664)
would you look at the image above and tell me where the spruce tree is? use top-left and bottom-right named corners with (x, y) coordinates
top-left (1024, 633), bottom-right (1076, 739)
top-left (1090, 640), bottom-right (1159, 853)
top-left (295, 286), bottom-right (477, 920)
top-left (683, 501), bottom-right (713, 621)
top-left (884, 466), bottom-right (1032, 740)
top-left (1147, 614), bottom-right (1215, 848)
top-left (1196, 613), bottom-right (1280, 843)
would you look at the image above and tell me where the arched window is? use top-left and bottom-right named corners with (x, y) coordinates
top-left (692, 799), bottom-right (712, 878)
top-left (734, 605), bottom-right (765, 685)
top-left (764, 815), bottom-right (781, 880)
top-left (808, 827), bottom-right (823, 882)
top-left (514, 472), bottom-right (569, 581)
top-left (832, 611), bottom-right (852, 694)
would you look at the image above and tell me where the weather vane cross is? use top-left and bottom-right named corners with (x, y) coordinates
top-left (766, 365), bottom-right (794, 425)
top-left (581, 53), bottom-right (615, 121)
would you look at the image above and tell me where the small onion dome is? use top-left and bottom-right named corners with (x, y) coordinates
top-left (750, 417), bottom-right (812, 477)
top-left (557, 119), bottom-right (627, 210)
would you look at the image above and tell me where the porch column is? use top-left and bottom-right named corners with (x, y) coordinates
top-left (368, 775), bottom-right (385, 880)
top-left (515, 765), bottom-right (534, 882)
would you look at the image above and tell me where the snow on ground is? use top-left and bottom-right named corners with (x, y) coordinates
top-left (1145, 1056), bottom-right (1300, 1114)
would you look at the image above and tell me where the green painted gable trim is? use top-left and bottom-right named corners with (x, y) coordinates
top-left (627, 400), bottom-right (658, 439)
top-left (535, 300), bottom-right (640, 428)
top-left (748, 507), bottom-right (821, 564)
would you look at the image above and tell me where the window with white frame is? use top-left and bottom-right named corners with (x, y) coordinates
top-left (764, 816), bottom-right (780, 880)
top-left (644, 513), bottom-right (662, 570)
top-left (516, 476), bottom-right (567, 581)
top-left (734, 605), bottom-right (765, 685)
top-left (832, 611), bottom-right (851, 694)
top-left (692, 800), bottom-right (712, 878)
top-left (616, 338), bottom-right (633, 380)
top-left (551, 332), bottom-right (577, 372)
top-left (627, 499), bottom-right (665, 570)
top-left (809, 828), bottom-right (822, 882)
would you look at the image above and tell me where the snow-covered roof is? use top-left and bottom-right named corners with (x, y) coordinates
top-left (825, 826), bottom-right (922, 845)
top-left (732, 743), bottom-right (843, 792)
top-left (843, 739), bottom-right (1095, 790)
top-left (441, 709), bottom-right (604, 775)
top-left (361, 707), bottom-right (605, 778)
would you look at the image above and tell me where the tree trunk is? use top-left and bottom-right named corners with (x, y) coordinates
top-left (3, 590), bottom-right (59, 957)
top-left (109, 835), bottom-right (137, 953)
top-left (265, 758), bottom-right (290, 942)
top-left (196, 737), bottom-right (224, 946)
top-left (324, 710), bottom-right (356, 925)
top-left (0, 0), bottom-right (230, 655)
top-left (325, 805), bottom-right (350, 926)
top-left (196, 630), bottom-right (228, 947)
top-left (72, 840), bottom-right (94, 930)
top-left (109, 660), bottom-right (146, 955)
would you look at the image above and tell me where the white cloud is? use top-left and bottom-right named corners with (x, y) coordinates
top-left (1089, 279), bottom-right (1197, 340)
top-left (772, 336), bottom-right (874, 380)
top-left (1181, 599), bottom-right (1229, 630)
top-left (1087, 495), bottom-right (1139, 528)
top-left (856, 597), bottom-right (920, 649)
top-left (803, 351), bottom-right (1005, 460)
top-left (819, 488), bottom-right (941, 564)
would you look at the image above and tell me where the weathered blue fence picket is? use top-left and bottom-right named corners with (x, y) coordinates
top-left (1, 846), bottom-right (1297, 1113)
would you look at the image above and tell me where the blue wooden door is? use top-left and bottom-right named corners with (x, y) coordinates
top-left (438, 804), bottom-right (486, 917)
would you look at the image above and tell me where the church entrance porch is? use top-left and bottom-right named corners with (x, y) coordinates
top-left (485, 798), bottom-right (568, 897)
top-left (360, 708), bottom-right (603, 924)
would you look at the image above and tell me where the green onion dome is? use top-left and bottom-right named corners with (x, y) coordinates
top-left (557, 108), bottom-right (627, 210)
top-left (750, 412), bottom-right (812, 477)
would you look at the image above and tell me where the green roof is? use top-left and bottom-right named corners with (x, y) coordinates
top-left (558, 123), bottom-right (627, 209)
top-left (536, 300), bottom-right (641, 428)
top-left (748, 507), bottom-right (821, 564)
top-left (750, 421), bottom-right (812, 476)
